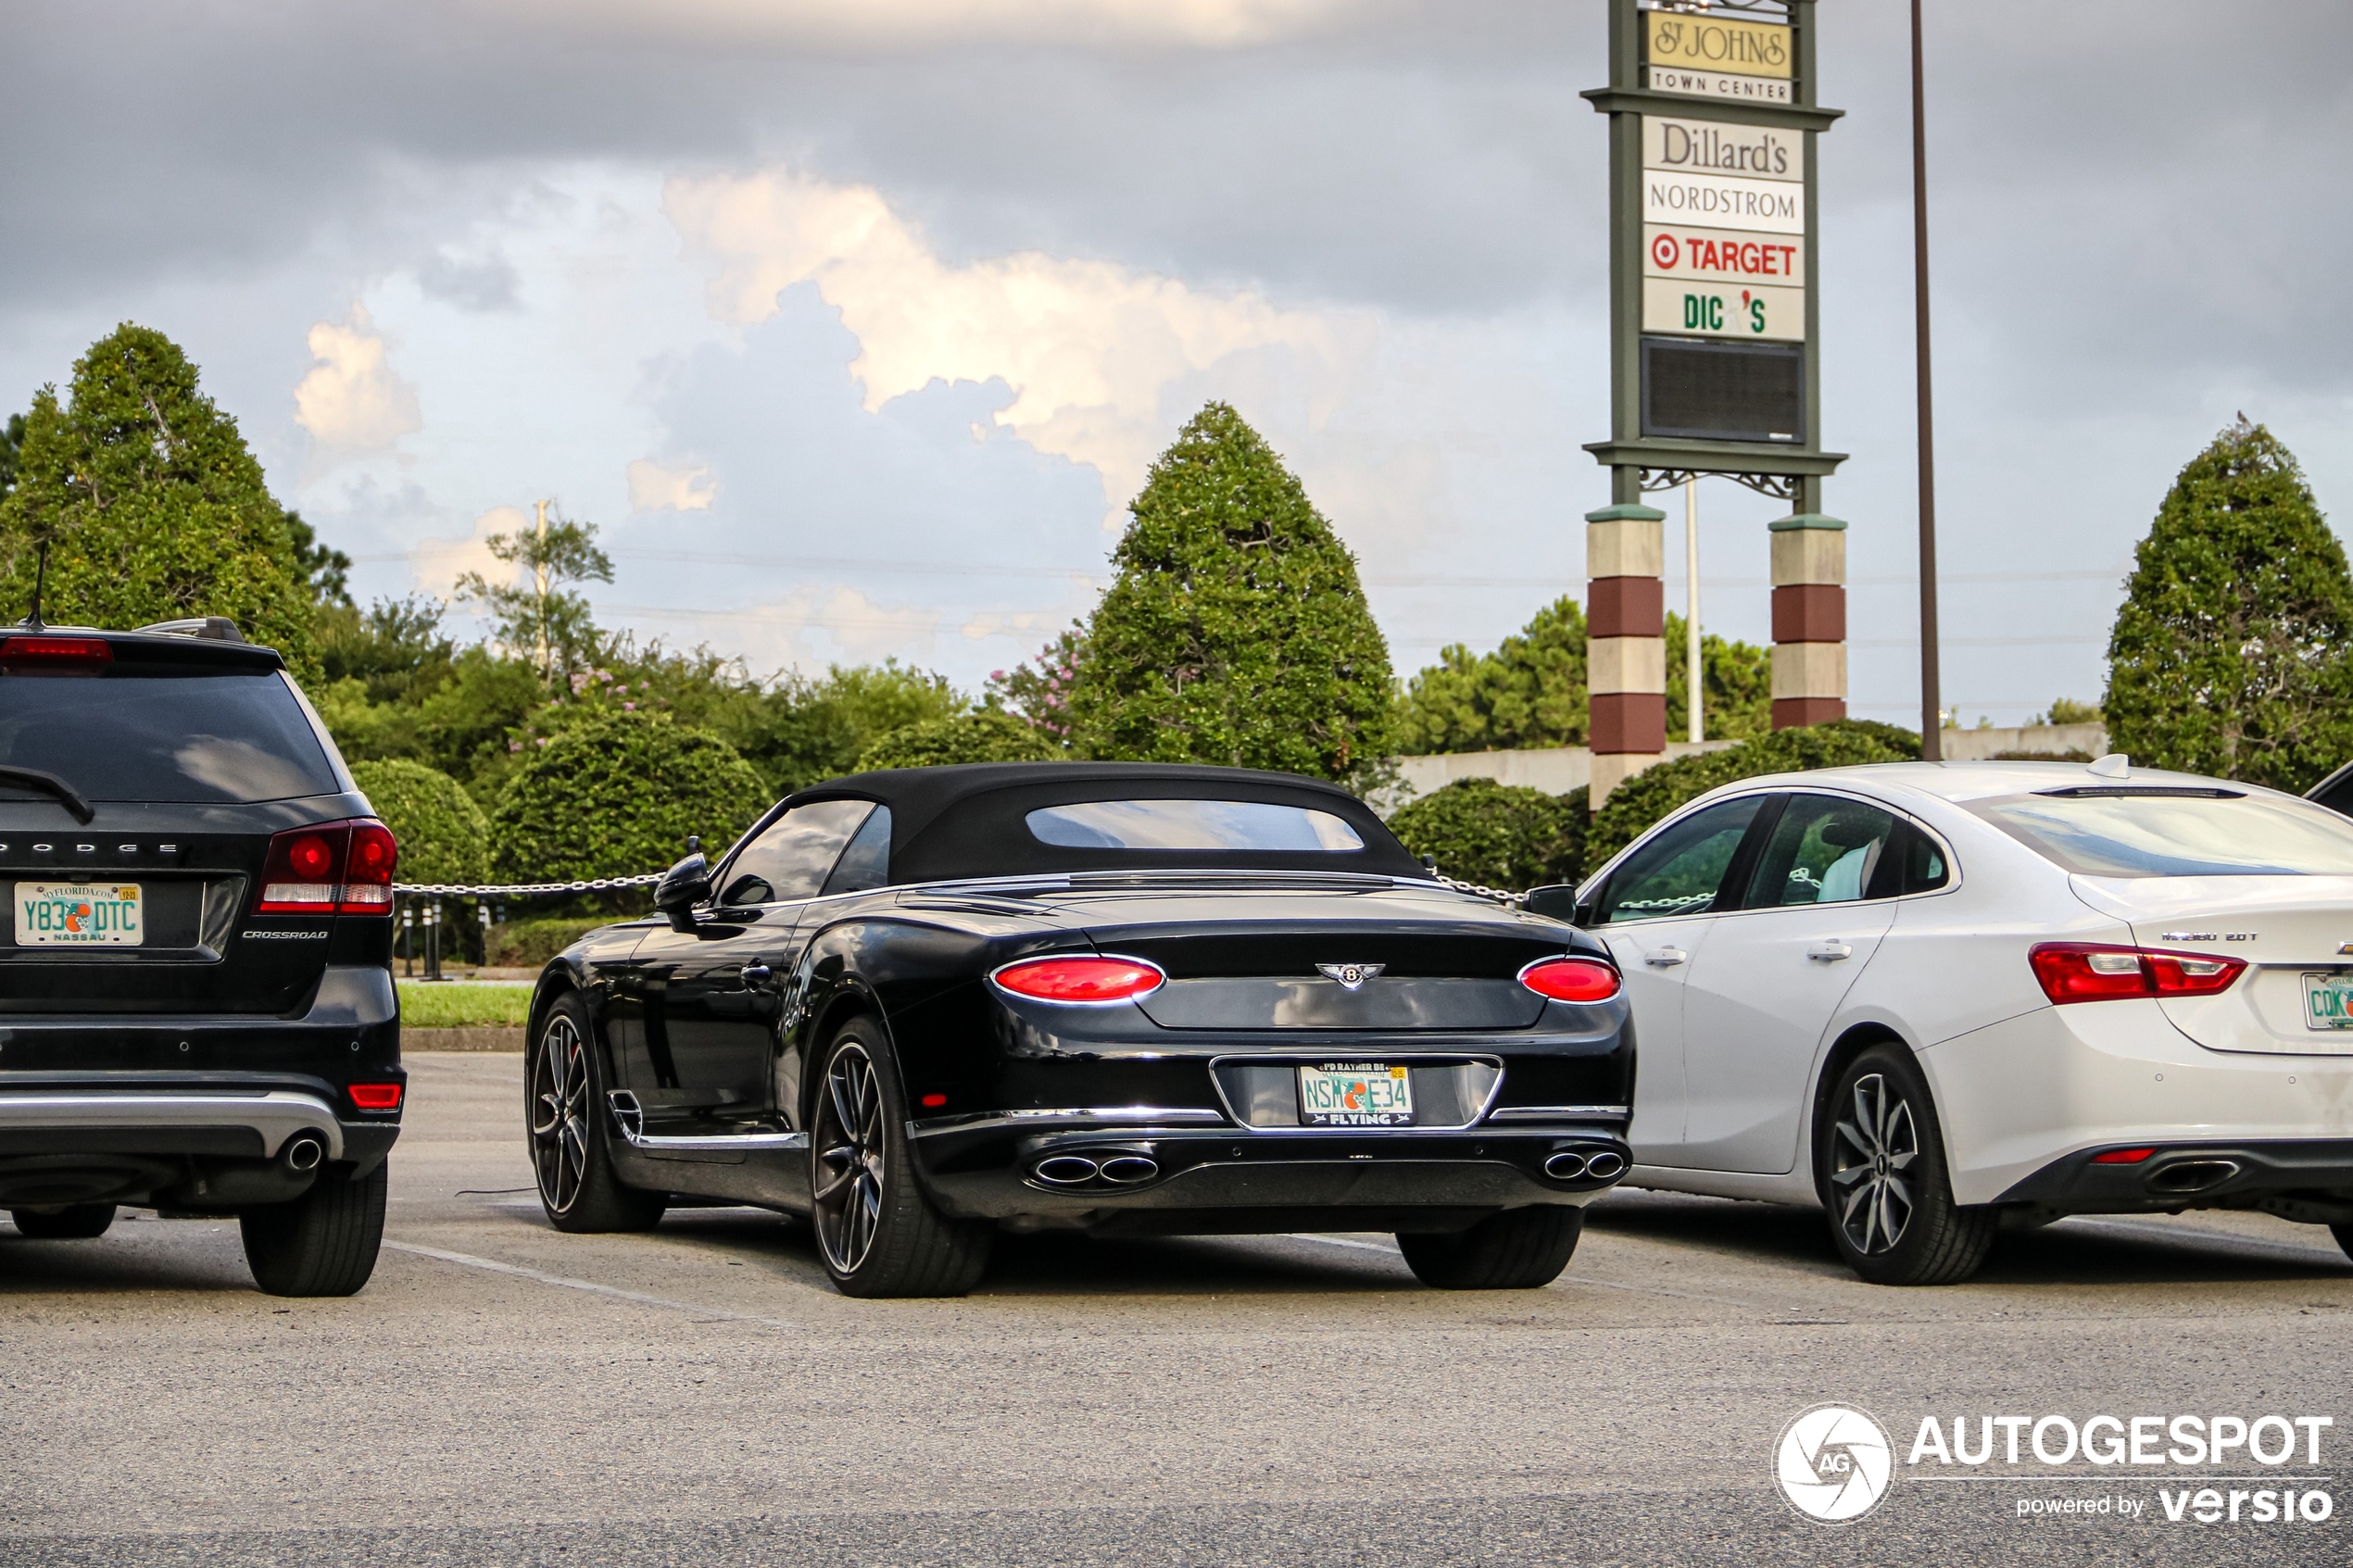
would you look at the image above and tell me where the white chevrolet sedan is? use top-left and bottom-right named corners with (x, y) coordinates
top-left (1567, 758), bottom-right (2353, 1286)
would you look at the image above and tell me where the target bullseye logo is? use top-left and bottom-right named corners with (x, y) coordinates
top-left (1775, 1403), bottom-right (1894, 1524)
top-left (1650, 232), bottom-right (1680, 270)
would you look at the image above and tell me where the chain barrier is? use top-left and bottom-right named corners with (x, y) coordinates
top-left (392, 872), bottom-right (668, 897)
top-left (1432, 872), bottom-right (1528, 907)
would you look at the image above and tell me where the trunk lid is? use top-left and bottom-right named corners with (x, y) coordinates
top-left (1038, 876), bottom-right (1577, 1032)
top-left (2075, 873), bottom-right (2353, 1055)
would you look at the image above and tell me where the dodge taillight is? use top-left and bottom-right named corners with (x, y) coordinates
top-left (2028, 943), bottom-right (2245, 1005)
top-left (989, 955), bottom-right (1166, 1004)
top-left (1519, 956), bottom-right (1623, 1003)
top-left (255, 818), bottom-right (399, 916)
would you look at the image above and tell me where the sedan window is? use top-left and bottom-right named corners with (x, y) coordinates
top-left (1596, 796), bottom-right (1767, 922)
top-left (1743, 795), bottom-right (1898, 907)
top-left (721, 798), bottom-right (876, 906)
top-left (1972, 790), bottom-right (2353, 877)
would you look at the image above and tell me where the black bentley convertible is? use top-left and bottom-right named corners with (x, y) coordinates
top-left (525, 762), bottom-right (1631, 1296)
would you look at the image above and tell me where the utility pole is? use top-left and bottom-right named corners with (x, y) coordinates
top-left (1684, 477), bottom-right (1703, 745)
top-left (1911, 0), bottom-right (1944, 759)
top-left (532, 498), bottom-right (552, 680)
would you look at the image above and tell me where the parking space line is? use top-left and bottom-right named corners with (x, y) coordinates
top-left (383, 1239), bottom-right (799, 1326)
top-left (1279, 1233), bottom-right (1770, 1309)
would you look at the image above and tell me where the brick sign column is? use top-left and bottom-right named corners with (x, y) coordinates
top-left (1769, 511), bottom-right (1845, 727)
top-left (1586, 502), bottom-right (1667, 803)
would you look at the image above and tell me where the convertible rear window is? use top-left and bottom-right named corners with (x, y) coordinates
top-left (0, 671), bottom-right (339, 804)
top-left (1971, 792), bottom-right (2353, 877)
top-left (1026, 799), bottom-right (1366, 852)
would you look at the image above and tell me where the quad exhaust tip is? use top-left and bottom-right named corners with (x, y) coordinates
top-left (282, 1134), bottom-right (326, 1173)
top-left (1030, 1151), bottom-right (1164, 1187)
top-left (1543, 1148), bottom-right (1627, 1183)
top-left (1099, 1155), bottom-right (1160, 1185)
top-left (1543, 1150), bottom-right (1588, 1180)
top-left (1032, 1155), bottom-right (1099, 1185)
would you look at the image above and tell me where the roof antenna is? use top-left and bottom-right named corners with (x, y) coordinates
top-left (23, 542), bottom-right (47, 632)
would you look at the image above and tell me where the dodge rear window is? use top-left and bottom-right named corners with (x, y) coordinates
top-left (0, 671), bottom-right (340, 803)
top-left (1026, 799), bottom-right (1367, 852)
top-left (1971, 792), bottom-right (2353, 877)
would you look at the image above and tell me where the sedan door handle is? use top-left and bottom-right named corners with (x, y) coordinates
top-left (1807, 942), bottom-right (1854, 962)
top-left (740, 964), bottom-right (774, 983)
top-left (1644, 947), bottom-right (1688, 968)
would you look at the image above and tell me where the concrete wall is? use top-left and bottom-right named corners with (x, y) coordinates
top-left (1385, 722), bottom-right (2110, 808)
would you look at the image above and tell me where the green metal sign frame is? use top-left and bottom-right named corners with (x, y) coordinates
top-left (1582, 0), bottom-right (1844, 510)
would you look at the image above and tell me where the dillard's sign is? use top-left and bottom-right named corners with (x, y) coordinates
top-left (1642, 116), bottom-right (1799, 182)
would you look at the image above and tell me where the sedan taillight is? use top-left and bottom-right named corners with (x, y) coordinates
top-left (1519, 956), bottom-right (1622, 1003)
top-left (990, 955), bottom-right (1166, 1004)
top-left (255, 818), bottom-right (400, 916)
top-left (2028, 943), bottom-right (2246, 1005)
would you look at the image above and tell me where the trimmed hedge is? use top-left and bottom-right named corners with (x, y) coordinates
top-left (488, 710), bottom-right (771, 886)
top-left (1386, 778), bottom-right (1588, 891)
top-left (1585, 720), bottom-right (1919, 869)
top-left (855, 709), bottom-right (1060, 771)
top-left (349, 759), bottom-right (490, 887)
top-left (484, 918), bottom-right (614, 970)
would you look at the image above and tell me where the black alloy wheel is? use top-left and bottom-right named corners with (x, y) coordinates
top-left (241, 1162), bottom-right (386, 1297)
top-left (1397, 1206), bottom-right (1584, 1289)
top-left (10, 1204), bottom-right (117, 1239)
top-left (1818, 1044), bottom-right (1995, 1286)
top-left (810, 1020), bottom-right (991, 1298)
top-left (529, 993), bottom-right (665, 1234)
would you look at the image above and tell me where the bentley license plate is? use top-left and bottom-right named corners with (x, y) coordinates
top-left (15, 882), bottom-right (143, 947)
top-left (1298, 1062), bottom-right (1414, 1127)
top-left (2302, 972), bottom-right (2353, 1030)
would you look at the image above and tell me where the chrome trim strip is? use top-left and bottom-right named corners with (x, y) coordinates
top-left (1487, 1105), bottom-right (1630, 1123)
top-left (604, 1091), bottom-right (806, 1153)
top-left (909, 1106), bottom-right (1229, 1138)
top-left (1000, 1106), bottom-right (1226, 1122)
top-left (1206, 1053), bottom-right (1506, 1133)
top-left (0, 1089), bottom-right (345, 1160)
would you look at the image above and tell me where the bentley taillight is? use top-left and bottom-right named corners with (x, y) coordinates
top-left (2028, 944), bottom-right (2246, 1005)
top-left (1518, 956), bottom-right (1622, 1003)
top-left (989, 955), bottom-right (1166, 1004)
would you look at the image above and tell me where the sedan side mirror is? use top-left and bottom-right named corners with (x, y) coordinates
top-left (1523, 884), bottom-right (1580, 924)
top-left (654, 852), bottom-right (711, 933)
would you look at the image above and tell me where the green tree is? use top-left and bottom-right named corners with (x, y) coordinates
top-left (1585, 720), bottom-right (1919, 868)
top-left (986, 621), bottom-right (1085, 747)
top-left (2032, 697), bottom-right (2104, 728)
top-left (454, 507), bottom-right (612, 680)
top-left (1386, 778), bottom-right (1587, 890)
top-left (0, 411), bottom-right (24, 502)
top-left (1066, 403), bottom-right (1394, 787)
top-left (349, 759), bottom-right (490, 887)
top-left (488, 710), bottom-right (770, 894)
top-left (0, 325), bottom-right (314, 665)
top-left (719, 660), bottom-right (967, 795)
top-left (856, 709), bottom-right (1060, 771)
top-left (1397, 597), bottom-right (1588, 754)
top-left (2105, 418), bottom-right (2353, 790)
top-left (1666, 611), bottom-right (1774, 741)
top-left (286, 511), bottom-right (353, 608)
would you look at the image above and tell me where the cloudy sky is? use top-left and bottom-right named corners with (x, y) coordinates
top-left (5, 0), bottom-right (2349, 726)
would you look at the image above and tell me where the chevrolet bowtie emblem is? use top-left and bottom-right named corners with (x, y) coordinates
top-left (1317, 962), bottom-right (1385, 990)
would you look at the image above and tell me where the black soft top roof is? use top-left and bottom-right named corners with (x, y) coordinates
top-left (785, 760), bottom-right (1428, 884)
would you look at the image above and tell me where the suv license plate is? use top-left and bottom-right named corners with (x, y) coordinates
top-left (2302, 972), bottom-right (2353, 1030)
top-left (15, 882), bottom-right (144, 947)
top-left (1298, 1062), bottom-right (1414, 1127)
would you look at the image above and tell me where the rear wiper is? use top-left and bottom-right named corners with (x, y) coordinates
top-left (0, 765), bottom-right (94, 823)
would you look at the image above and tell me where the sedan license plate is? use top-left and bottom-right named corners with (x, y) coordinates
top-left (2302, 972), bottom-right (2353, 1031)
top-left (1298, 1062), bottom-right (1414, 1127)
top-left (15, 882), bottom-right (143, 947)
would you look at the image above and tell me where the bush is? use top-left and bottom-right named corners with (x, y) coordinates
top-left (855, 709), bottom-right (1060, 771)
top-left (1386, 779), bottom-right (1588, 891)
top-left (1586, 720), bottom-right (1919, 868)
top-left (349, 759), bottom-right (489, 887)
top-left (484, 918), bottom-right (614, 970)
top-left (487, 710), bottom-right (771, 887)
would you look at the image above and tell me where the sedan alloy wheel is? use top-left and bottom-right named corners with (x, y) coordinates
top-left (1831, 1073), bottom-right (1917, 1255)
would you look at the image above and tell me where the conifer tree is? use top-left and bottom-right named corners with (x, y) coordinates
top-left (2105, 418), bottom-right (2353, 790)
top-left (1066, 404), bottom-right (1394, 787)
top-left (0, 325), bottom-right (314, 665)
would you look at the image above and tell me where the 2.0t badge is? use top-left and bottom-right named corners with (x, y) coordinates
top-left (1316, 962), bottom-right (1385, 991)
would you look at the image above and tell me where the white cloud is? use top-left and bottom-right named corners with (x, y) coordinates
top-left (292, 305), bottom-right (422, 467)
top-left (663, 167), bottom-right (1376, 523)
top-left (508, 0), bottom-right (1360, 50)
top-left (411, 505), bottom-right (523, 600)
top-left (626, 458), bottom-right (717, 512)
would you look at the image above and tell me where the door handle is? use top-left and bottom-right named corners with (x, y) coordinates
top-left (1644, 947), bottom-right (1688, 968)
top-left (740, 964), bottom-right (774, 983)
top-left (1808, 941), bottom-right (1854, 962)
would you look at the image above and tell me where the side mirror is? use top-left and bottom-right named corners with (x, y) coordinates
top-left (1523, 884), bottom-right (1579, 923)
top-left (654, 852), bottom-right (711, 933)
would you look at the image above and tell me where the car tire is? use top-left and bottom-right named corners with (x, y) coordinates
top-left (10, 1204), bottom-right (117, 1239)
top-left (241, 1162), bottom-right (387, 1297)
top-left (2332, 1223), bottom-right (2353, 1265)
top-left (1396, 1206), bottom-right (1583, 1289)
top-left (529, 992), bottom-right (666, 1235)
top-left (810, 1018), bottom-right (992, 1298)
top-left (1818, 1043), bottom-right (1995, 1286)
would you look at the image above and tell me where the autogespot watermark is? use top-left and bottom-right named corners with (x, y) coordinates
top-left (1777, 1406), bottom-right (2339, 1527)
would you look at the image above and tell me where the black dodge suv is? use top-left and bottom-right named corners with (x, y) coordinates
top-left (0, 620), bottom-right (403, 1295)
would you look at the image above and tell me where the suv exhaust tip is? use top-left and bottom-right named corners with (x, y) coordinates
top-left (282, 1135), bottom-right (326, 1173)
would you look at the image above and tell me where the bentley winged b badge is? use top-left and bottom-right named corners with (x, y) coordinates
top-left (1316, 962), bottom-right (1386, 991)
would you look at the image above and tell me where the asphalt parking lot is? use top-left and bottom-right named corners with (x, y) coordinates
top-left (5, 1053), bottom-right (2349, 1568)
